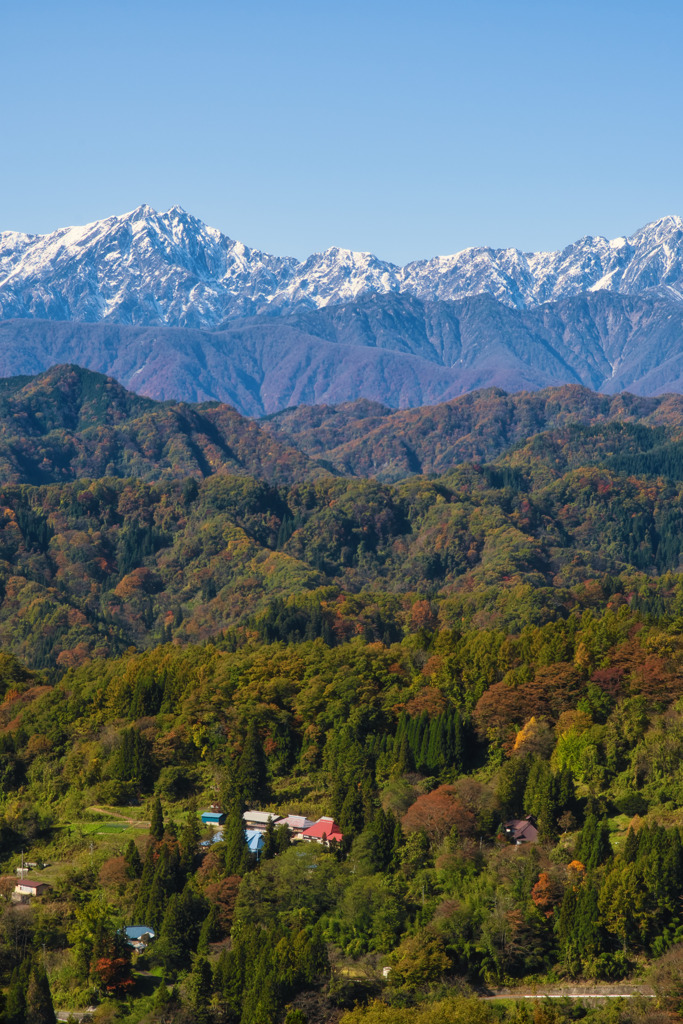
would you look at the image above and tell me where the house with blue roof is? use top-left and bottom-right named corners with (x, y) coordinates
top-left (245, 828), bottom-right (264, 860)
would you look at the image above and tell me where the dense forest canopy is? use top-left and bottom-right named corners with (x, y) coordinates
top-left (2, 370), bottom-right (683, 1022)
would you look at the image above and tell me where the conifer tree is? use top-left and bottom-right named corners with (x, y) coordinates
top-left (25, 961), bottom-right (56, 1024)
top-left (188, 954), bottom-right (213, 1024)
top-left (238, 721), bottom-right (267, 805)
top-left (179, 799), bottom-right (201, 874)
top-left (623, 826), bottom-right (639, 864)
top-left (150, 795), bottom-right (164, 841)
top-left (214, 947), bottom-right (242, 1020)
top-left (124, 839), bottom-right (143, 879)
top-left (367, 807), bottom-right (397, 871)
top-left (153, 893), bottom-right (186, 975)
top-left (223, 803), bottom-right (249, 876)
top-left (197, 904), bottom-right (220, 955)
top-left (585, 819), bottom-right (612, 869)
top-left (339, 785), bottom-right (364, 835)
top-left (4, 966), bottom-right (27, 1024)
top-left (262, 816), bottom-right (278, 860)
top-left (395, 733), bottom-right (415, 775)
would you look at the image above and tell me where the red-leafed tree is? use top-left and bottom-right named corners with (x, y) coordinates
top-left (92, 955), bottom-right (136, 997)
top-left (402, 785), bottom-right (476, 842)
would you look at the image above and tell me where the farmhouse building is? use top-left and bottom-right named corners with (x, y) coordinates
top-left (301, 817), bottom-right (344, 845)
top-left (14, 881), bottom-right (51, 897)
top-left (503, 816), bottom-right (539, 845)
top-left (243, 810), bottom-right (283, 832)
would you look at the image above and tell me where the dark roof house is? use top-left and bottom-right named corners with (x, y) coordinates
top-left (503, 816), bottom-right (539, 845)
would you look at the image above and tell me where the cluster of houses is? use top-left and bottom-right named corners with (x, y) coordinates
top-left (200, 807), bottom-right (344, 859)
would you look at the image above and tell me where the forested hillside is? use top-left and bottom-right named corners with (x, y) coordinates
top-left (2, 371), bottom-right (683, 1022)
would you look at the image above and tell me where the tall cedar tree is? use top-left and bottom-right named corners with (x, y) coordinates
top-left (25, 961), bottom-right (57, 1024)
top-left (223, 802), bottom-right (250, 876)
top-left (237, 721), bottom-right (268, 805)
top-left (150, 795), bottom-right (164, 841)
top-left (124, 838), bottom-right (143, 879)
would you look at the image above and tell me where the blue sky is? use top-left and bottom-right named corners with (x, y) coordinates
top-left (1, 0), bottom-right (681, 263)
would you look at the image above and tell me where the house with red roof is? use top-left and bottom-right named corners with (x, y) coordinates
top-left (301, 816), bottom-right (343, 845)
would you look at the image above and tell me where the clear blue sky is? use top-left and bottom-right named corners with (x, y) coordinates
top-left (1, 0), bottom-right (682, 263)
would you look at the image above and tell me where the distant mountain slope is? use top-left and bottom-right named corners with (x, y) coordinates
top-left (265, 385), bottom-right (683, 481)
top-left (2, 206), bottom-right (683, 327)
top-left (4, 367), bottom-right (683, 488)
top-left (3, 290), bottom-right (683, 413)
top-left (0, 365), bottom-right (325, 485)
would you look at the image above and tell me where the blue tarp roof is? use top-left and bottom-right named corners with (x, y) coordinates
top-left (200, 830), bottom-right (224, 847)
top-left (125, 926), bottom-right (155, 940)
top-left (199, 829), bottom-right (263, 853)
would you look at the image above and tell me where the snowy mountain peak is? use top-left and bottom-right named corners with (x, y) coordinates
top-left (2, 208), bottom-right (683, 328)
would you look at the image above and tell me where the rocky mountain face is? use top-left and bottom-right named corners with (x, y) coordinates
top-left (2, 206), bottom-right (683, 328)
top-left (2, 207), bottom-right (683, 412)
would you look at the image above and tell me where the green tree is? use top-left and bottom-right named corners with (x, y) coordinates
top-left (25, 961), bottom-right (56, 1024)
top-left (187, 954), bottom-right (213, 1024)
top-left (223, 803), bottom-right (249, 876)
top-left (124, 838), bottom-right (143, 879)
top-left (4, 965), bottom-right (27, 1024)
top-left (150, 795), bottom-right (164, 841)
top-left (179, 799), bottom-right (201, 873)
top-left (237, 721), bottom-right (268, 805)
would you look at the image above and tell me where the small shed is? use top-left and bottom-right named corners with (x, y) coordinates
top-left (503, 816), bottom-right (539, 845)
top-left (301, 817), bottom-right (344, 845)
top-left (201, 811), bottom-right (226, 826)
top-left (14, 881), bottom-right (51, 897)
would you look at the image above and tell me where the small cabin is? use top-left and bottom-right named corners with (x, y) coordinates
top-left (503, 816), bottom-right (539, 845)
top-left (14, 881), bottom-right (51, 897)
top-left (201, 811), bottom-right (226, 826)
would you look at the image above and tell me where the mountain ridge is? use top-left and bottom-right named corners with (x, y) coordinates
top-left (3, 289), bottom-right (683, 414)
top-left (4, 364), bottom-right (683, 486)
top-left (4, 207), bottom-right (683, 412)
top-left (3, 206), bottom-right (683, 329)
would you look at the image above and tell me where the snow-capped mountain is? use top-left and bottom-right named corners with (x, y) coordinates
top-left (2, 206), bottom-right (683, 329)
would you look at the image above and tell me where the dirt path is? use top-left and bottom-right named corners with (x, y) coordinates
top-left (87, 805), bottom-right (150, 827)
top-left (482, 984), bottom-right (655, 1001)
top-left (56, 1006), bottom-right (96, 1021)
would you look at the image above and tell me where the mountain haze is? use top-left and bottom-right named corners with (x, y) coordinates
top-left (2, 290), bottom-right (683, 413)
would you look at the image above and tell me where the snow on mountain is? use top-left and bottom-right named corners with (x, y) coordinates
top-left (3, 207), bottom-right (683, 329)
